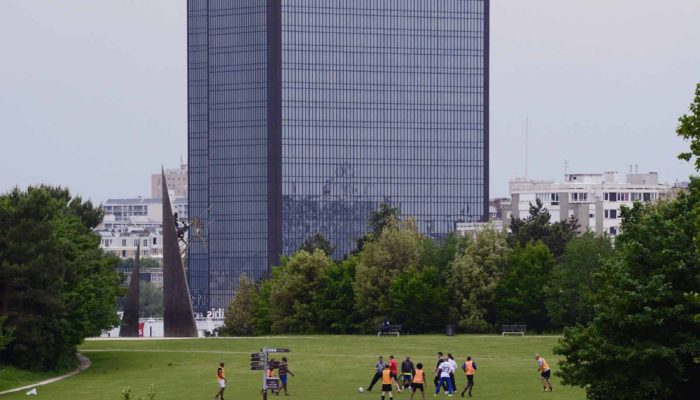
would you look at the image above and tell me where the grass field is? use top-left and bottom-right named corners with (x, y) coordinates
top-left (0, 335), bottom-right (584, 399)
top-left (0, 365), bottom-right (72, 393)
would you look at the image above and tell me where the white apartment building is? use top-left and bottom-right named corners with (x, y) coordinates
top-left (504, 171), bottom-right (674, 236)
top-left (102, 197), bottom-right (162, 227)
top-left (99, 197), bottom-right (187, 230)
top-left (98, 229), bottom-right (163, 259)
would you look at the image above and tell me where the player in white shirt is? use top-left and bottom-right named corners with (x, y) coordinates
top-left (447, 354), bottom-right (459, 394)
top-left (434, 356), bottom-right (454, 396)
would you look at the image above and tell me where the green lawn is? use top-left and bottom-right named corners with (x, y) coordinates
top-left (0, 365), bottom-right (72, 393)
top-left (0, 335), bottom-right (584, 399)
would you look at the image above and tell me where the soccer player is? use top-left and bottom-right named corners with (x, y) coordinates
top-left (433, 352), bottom-right (444, 391)
top-left (279, 356), bottom-right (295, 396)
top-left (460, 356), bottom-right (477, 397)
top-left (409, 362), bottom-right (426, 400)
top-left (368, 355), bottom-right (386, 392)
top-left (447, 353), bottom-right (458, 393)
top-left (401, 355), bottom-right (415, 389)
top-left (381, 365), bottom-right (394, 400)
top-left (214, 362), bottom-right (227, 400)
top-left (535, 354), bottom-right (553, 392)
top-left (388, 355), bottom-right (402, 392)
top-left (434, 356), bottom-right (454, 396)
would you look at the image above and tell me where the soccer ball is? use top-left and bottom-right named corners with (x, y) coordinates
top-left (358, 387), bottom-right (364, 393)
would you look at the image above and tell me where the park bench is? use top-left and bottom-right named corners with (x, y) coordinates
top-left (377, 324), bottom-right (402, 337)
top-left (501, 324), bottom-right (527, 336)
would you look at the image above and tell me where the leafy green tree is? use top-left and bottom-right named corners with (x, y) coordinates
top-left (139, 281), bottom-right (163, 318)
top-left (268, 250), bottom-right (333, 333)
top-left (545, 232), bottom-right (613, 327)
top-left (116, 257), bottom-right (161, 270)
top-left (421, 231), bottom-right (470, 273)
top-left (677, 83), bottom-right (700, 170)
top-left (449, 225), bottom-right (510, 332)
top-left (314, 255), bottom-right (358, 333)
top-left (355, 201), bottom-right (401, 252)
top-left (222, 274), bottom-right (258, 336)
top-left (0, 315), bottom-right (12, 352)
top-left (0, 186), bottom-right (121, 370)
top-left (299, 232), bottom-right (336, 257)
top-left (252, 279), bottom-right (273, 336)
top-left (555, 189), bottom-right (700, 399)
top-left (495, 241), bottom-right (555, 331)
top-left (389, 266), bottom-right (449, 332)
top-left (353, 218), bottom-right (423, 330)
top-left (369, 201), bottom-right (401, 237)
top-left (509, 199), bottom-right (579, 259)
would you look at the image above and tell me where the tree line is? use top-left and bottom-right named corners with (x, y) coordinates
top-left (222, 200), bottom-right (604, 336)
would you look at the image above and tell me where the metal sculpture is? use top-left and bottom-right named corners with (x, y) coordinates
top-left (119, 243), bottom-right (140, 337)
top-left (162, 169), bottom-right (198, 337)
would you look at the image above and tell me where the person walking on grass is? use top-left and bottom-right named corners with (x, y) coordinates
top-left (381, 365), bottom-right (394, 400)
top-left (279, 356), bottom-right (295, 396)
top-left (214, 362), bottom-right (227, 400)
top-left (535, 354), bottom-right (553, 392)
top-left (460, 356), bottom-right (477, 397)
top-left (434, 355), bottom-right (454, 396)
top-left (409, 362), bottom-right (427, 400)
top-left (368, 355), bottom-right (387, 392)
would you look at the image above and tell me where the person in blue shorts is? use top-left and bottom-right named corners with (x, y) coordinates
top-left (279, 356), bottom-right (295, 396)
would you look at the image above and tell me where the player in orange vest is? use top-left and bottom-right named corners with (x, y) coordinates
top-left (381, 365), bottom-right (394, 400)
top-left (535, 354), bottom-right (553, 392)
top-left (409, 362), bottom-right (427, 400)
top-left (460, 356), bottom-right (477, 397)
top-left (214, 362), bottom-right (227, 400)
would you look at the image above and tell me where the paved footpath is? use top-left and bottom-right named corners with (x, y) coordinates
top-left (0, 353), bottom-right (91, 396)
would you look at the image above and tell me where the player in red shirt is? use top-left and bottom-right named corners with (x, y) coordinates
top-left (388, 355), bottom-right (402, 392)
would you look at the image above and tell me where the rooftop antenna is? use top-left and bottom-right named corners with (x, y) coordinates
top-left (564, 160), bottom-right (569, 179)
top-left (525, 117), bottom-right (529, 178)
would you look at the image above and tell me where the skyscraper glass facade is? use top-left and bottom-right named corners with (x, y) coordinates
top-left (188, 0), bottom-right (488, 312)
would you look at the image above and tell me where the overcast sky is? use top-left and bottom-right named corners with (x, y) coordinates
top-left (1, 0), bottom-right (698, 201)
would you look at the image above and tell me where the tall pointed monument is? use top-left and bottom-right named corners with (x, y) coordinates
top-left (162, 170), bottom-right (198, 337)
top-left (119, 243), bottom-right (141, 337)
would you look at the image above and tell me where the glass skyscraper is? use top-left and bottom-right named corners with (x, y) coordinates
top-left (188, 0), bottom-right (489, 312)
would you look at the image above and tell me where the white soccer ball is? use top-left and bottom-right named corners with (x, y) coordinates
top-left (358, 387), bottom-right (364, 393)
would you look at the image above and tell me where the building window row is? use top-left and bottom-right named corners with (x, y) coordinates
top-left (570, 192), bottom-right (588, 203)
top-left (604, 192), bottom-right (657, 202)
top-left (604, 209), bottom-right (619, 219)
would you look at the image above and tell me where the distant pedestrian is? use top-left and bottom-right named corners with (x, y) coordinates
top-left (460, 356), bottom-right (477, 397)
top-left (535, 354), bottom-right (553, 392)
top-left (401, 355), bottom-right (415, 389)
top-left (279, 356), bottom-right (295, 396)
top-left (214, 362), bottom-right (227, 400)
top-left (409, 362), bottom-right (426, 400)
top-left (368, 356), bottom-right (386, 392)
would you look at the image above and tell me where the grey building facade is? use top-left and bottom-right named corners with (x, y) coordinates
top-left (187, 0), bottom-right (489, 312)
